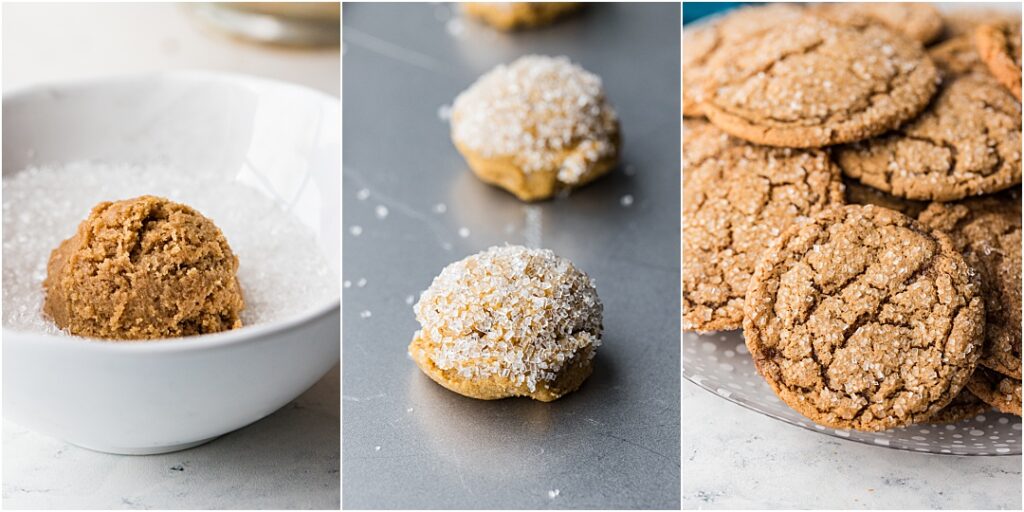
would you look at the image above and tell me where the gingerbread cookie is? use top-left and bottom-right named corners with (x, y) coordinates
top-left (682, 3), bottom-right (805, 118)
top-left (918, 192), bottom-right (1022, 378)
top-left (843, 177), bottom-right (929, 219)
top-left (809, 2), bottom-right (944, 44)
top-left (835, 49), bottom-right (1022, 201)
top-left (926, 389), bottom-right (990, 424)
top-left (743, 205), bottom-right (985, 431)
top-left (937, 9), bottom-right (1018, 42)
top-left (700, 16), bottom-right (938, 148)
top-left (976, 21), bottom-right (1023, 101)
top-left (450, 55), bottom-right (620, 202)
top-left (682, 119), bottom-right (844, 332)
top-left (409, 245), bottom-right (602, 402)
top-left (967, 367), bottom-right (1023, 416)
top-left (461, 3), bottom-right (580, 31)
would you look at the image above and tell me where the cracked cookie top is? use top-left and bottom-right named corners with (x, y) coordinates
top-left (967, 366), bottom-right (1022, 416)
top-left (682, 119), bottom-right (844, 332)
top-left (808, 2), bottom-right (944, 44)
top-left (918, 192), bottom-right (1022, 378)
top-left (682, 3), bottom-right (805, 118)
top-left (835, 44), bottom-right (1022, 201)
top-left (743, 205), bottom-right (985, 431)
top-left (700, 16), bottom-right (938, 148)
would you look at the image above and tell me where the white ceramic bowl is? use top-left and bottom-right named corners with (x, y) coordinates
top-left (2, 72), bottom-right (340, 454)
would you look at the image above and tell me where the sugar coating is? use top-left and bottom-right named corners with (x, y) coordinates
top-left (450, 55), bottom-right (619, 184)
top-left (412, 245), bottom-right (602, 393)
top-left (2, 163), bottom-right (338, 336)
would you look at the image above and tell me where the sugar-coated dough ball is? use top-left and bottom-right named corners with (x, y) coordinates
top-left (43, 195), bottom-right (245, 340)
top-left (409, 245), bottom-right (603, 401)
top-left (450, 55), bottom-right (620, 201)
top-left (462, 2), bottom-right (581, 31)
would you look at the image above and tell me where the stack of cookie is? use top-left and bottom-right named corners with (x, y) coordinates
top-left (683, 3), bottom-right (1022, 431)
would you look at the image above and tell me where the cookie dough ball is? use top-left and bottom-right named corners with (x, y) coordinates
top-left (462, 2), bottom-right (580, 31)
top-left (43, 196), bottom-right (244, 340)
top-left (409, 245), bottom-right (602, 401)
top-left (450, 55), bottom-right (620, 202)
top-left (744, 205), bottom-right (985, 431)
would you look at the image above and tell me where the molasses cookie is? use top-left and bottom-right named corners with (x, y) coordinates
top-left (462, 3), bottom-right (580, 31)
top-left (918, 192), bottom-right (1022, 378)
top-left (43, 196), bottom-right (244, 340)
top-left (967, 367), bottom-right (1023, 416)
top-left (976, 21), bottom-right (1022, 101)
top-left (701, 16), bottom-right (938, 148)
top-left (450, 55), bottom-right (620, 202)
top-left (810, 2), bottom-right (944, 44)
top-left (409, 245), bottom-right (602, 402)
top-left (926, 389), bottom-right (990, 424)
top-left (682, 119), bottom-right (844, 332)
top-left (843, 177), bottom-right (929, 218)
top-left (743, 205), bottom-right (985, 431)
top-left (682, 3), bottom-right (805, 118)
top-left (835, 51), bottom-right (1022, 201)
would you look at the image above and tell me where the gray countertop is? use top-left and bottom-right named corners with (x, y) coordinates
top-left (3, 367), bottom-right (340, 510)
top-left (341, 2), bottom-right (680, 509)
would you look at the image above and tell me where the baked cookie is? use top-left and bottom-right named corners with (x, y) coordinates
top-left (409, 245), bottom-right (602, 402)
top-left (928, 34), bottom-right (987, 75)
top-left (967, 367), bottom-right (1023, 416)
top-left (809, 2), bottom-right (944, 44)
top-left (682, 3), bottom-right (805, 118)
top-left (843, 177), bottom-right (928, 219)
top-left (682, 119), bottom-right (844, 332)
top-left (462, 3), bottom-right (580, 31)
top-left (926, 389), bottom-right (990, 424)
top-left (743, 205), bottom-right (985, 431)
top-left (700, 16), bottom-right (938, 148)
top-left (918, 192), bottom-right (1022, 378)
top-left (43, 196), bottom-right (244, 340)
top-left (450, 55), bottom-right (620, 202)
top-left (937, 9), bottom-right (1018, 42)
top-left (976, 21), bottom-right (1023, 101)
top-left (835, 50), bottom-right (1022, 201)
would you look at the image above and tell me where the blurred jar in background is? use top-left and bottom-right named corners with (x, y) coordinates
top-left (190, 2), bottom-right (340, 47)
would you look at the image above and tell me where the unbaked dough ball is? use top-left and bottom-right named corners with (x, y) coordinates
top-left (462, 2), bottom-right (581, 31)
top-left (450, 55), bottom-right (620, 201)
top-left (43, 195), bottom-right (244, 340)
top-left (409, 245), bottom-right (602, 401)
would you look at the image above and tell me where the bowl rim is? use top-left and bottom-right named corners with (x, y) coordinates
top-left (2, 69), bottom-right (341, 354)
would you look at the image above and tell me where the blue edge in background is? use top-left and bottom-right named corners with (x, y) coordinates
top-left (682, 2), bottom-right (747, 24)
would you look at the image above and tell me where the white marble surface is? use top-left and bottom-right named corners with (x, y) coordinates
top-left (2, 3), bottom-right (340, 96)
top-left (2, 3), bottom-right (340, 509)
top-left (683, 380), bottom-right (1023, 509)
top-left (3, 366), bottom-right (339, 510)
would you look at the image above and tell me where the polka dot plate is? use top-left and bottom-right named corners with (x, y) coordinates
top-left (683, 330), bottom-right (1022, 455)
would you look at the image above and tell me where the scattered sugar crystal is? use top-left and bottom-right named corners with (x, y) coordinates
top-left (356, 188), bottom-right (370, 200)
top-left (360, 310), bottom-right (372, 319)
top-left (375, 205), bottom-right (389, 219)
top-left (406, 407), bottom-right (414, 413)
top-left (437, 104), bottom-right (452, 122)
top-left (433, 203), bottom-right (447, 214)
top-left (445, 18), bottom-right (465, 37)
top-left (374, 445), bottom-right (381, 451)
top-left (548, 489), bottom-right (560, 499)
top-left (405, 295), bottom-right (415, 305)
top-left (357, 278), bottom-right (367, 288)
top-left (350, 225), bottom-right (363, 236)
top-left (2, 162), bottom-right (338, 335)
top-left (344, 280), bottom-right (352, 288)
top-left (620, 194), bottom-right (634, 207)
top-left (458, 227), bottom-right (470, 238)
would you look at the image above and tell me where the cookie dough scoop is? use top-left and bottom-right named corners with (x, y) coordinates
top-left (450, 55), bottom-right (620, 201)
top-left (409, 245), bottom-right (603, 401)
top-left (43, 195), bottom-right (245, 340)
